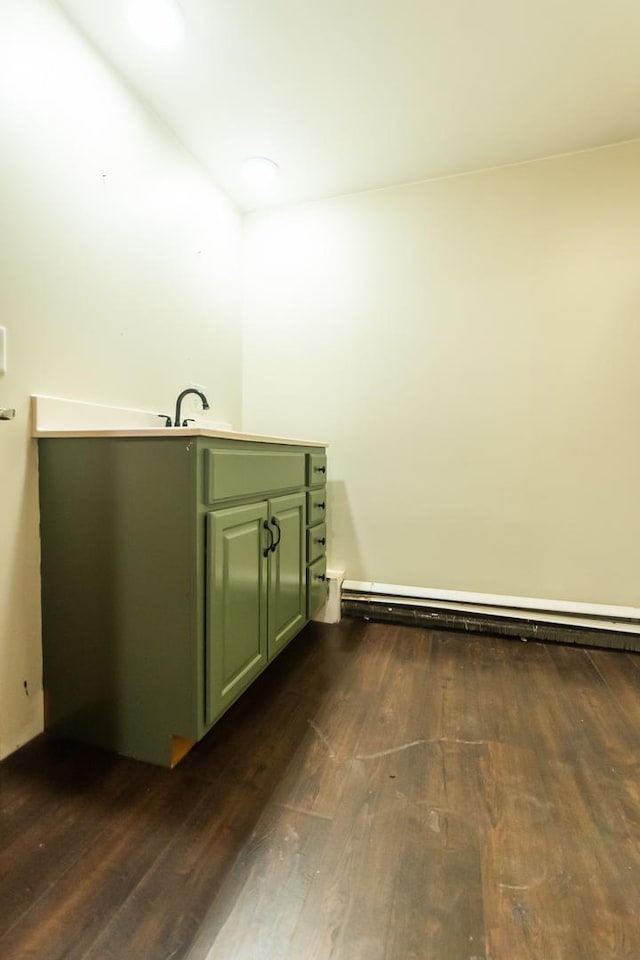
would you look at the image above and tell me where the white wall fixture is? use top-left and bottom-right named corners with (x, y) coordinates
top-left (123, 0), bottom-right (185, 48)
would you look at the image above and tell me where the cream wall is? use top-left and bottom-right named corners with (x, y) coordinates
top-left (242, 141), bottom-right (640, 607)
top-left (0, 1), bottom-right (244, 758)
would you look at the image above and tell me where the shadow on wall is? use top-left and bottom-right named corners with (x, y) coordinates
top-left (326, 479), bottom-right (361, 583)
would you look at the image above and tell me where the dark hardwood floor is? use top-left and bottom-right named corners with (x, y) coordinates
top-left (2, 620), bottom-right (640, 959)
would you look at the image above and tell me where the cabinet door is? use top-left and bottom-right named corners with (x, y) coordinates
top-left (267, 492), bottom-right (306, 660)
top-left (206, 503), bottom-right (269, 724)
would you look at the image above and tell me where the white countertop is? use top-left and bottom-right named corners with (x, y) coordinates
top-left (34, 425), bottom-right (326, 446)
top-left (31, 395), bottom-right (327, 447)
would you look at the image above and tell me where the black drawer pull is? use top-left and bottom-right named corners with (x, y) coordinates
top-left (271, 517), bottom-right (281, 552)
top-left (315, 536), bottom-right (326, 546)
top-left (314, 465), bottom-right (326, 474)
top-left (315, 573), bottom-right (327, 582)
top-left (263, 521), bottom-right (274, 557)
top-left (316, 501), bottom-right (326, 510)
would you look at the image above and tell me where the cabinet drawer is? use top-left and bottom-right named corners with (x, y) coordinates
top-left (306, 453), bottom-right (327, 487)
top-left (307, 522), bottom-right (327, 565)
top-left (307, 489), bottom-right (327, 526)
top-left (307, 557), bottom-right (328, 618)
top-left (204, 449), bottom-right (305, 503)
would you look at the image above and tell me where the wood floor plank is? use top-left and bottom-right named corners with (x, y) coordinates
top-left (477, 738), bottom-right (584, 959)
top-left (80, 777), bottom-right (269, 960)
top-left (385, 739), bottom-right (487, 960)
top-left (269, 622), bottom-right (400, 819)
top-left (185, 803), bottom-right (330, 960)
top-left (190, 624), bottom-right (418, 958)
top-left (0, 739), bottom-right (127, 856)
top-left (487, 641), bottom-right (604, 959)
top-left (0, 743), bottom-right (153, 940)
top-left (479, 638), bottom-right (640, 959)
top-left (382, 631), bottom-right (488, 960)
top-left (0, 770), bottom-right (211, 960)
top-left (283, 627), bottom-right (487, 960)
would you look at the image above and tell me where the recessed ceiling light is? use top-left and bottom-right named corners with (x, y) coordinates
top-left (242, 157), bottom-right (280, 195)
top-left (124, 0), bottom-right (185, 48)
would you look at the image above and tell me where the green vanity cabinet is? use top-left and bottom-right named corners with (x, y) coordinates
top-left (38, 433), bottom-right (326, 767)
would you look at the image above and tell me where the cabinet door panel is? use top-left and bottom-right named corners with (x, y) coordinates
top-left (206, 503), bottom-right (268, 724)
top-left (268, 492), bottom-right (306, 660)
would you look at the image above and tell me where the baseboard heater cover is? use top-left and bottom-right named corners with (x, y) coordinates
top-left (341, 581), bottom-right (640, 652)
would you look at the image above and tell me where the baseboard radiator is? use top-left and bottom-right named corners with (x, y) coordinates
top-left (341, 581), bottom-right (640, 653)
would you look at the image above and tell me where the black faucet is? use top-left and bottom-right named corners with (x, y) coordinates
top-left (173, 388), bottom-right (209, 427)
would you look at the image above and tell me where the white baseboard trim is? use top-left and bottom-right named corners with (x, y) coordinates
top-left (342, 580), bottom-right (640, 634)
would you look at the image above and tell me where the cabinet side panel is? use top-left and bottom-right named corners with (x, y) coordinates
top-left (39, 439), bottom-right (198, 765)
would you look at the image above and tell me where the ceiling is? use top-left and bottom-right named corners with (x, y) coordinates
top-left (55, 0), bottom-right (640, 211)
